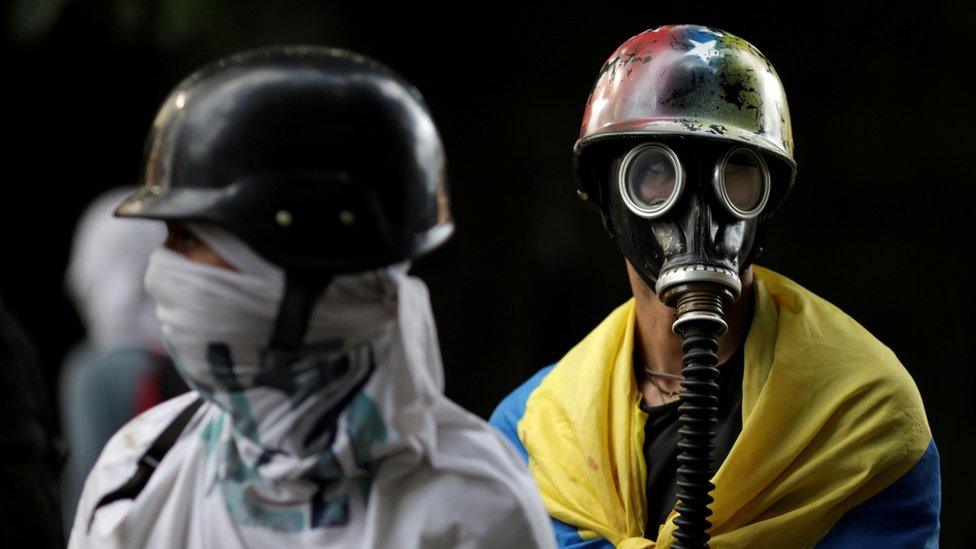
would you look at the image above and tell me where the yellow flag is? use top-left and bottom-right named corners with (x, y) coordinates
top-left (518, 266), bottom-right (930, 547)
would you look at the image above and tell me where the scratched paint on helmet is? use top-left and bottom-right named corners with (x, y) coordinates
top-left (578, 24), bottom-right (793, 159)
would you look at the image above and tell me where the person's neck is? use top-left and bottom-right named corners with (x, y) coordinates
top-left (628, 262), bottom-right (755, 406)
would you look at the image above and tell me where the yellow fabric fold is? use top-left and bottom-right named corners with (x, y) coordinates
top-left (518, 266), bottom-right (931, 548)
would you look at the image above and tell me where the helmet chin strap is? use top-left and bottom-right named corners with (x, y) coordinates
top-left (258, 272), bottom-right (333, 393)
top-left (269, 272), bottom-right (333, 350)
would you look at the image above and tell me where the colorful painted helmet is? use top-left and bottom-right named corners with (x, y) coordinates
top-left (574, 24), bottom-right (797, 219)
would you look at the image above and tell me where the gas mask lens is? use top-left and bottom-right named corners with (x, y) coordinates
top-left (619, 143), bottom-right (684, 218)
top-left (717, 148), bottom-right (770, 218)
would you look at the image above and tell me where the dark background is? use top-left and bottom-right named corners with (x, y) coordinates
top-left (3, 1), bottom-right (973, 544)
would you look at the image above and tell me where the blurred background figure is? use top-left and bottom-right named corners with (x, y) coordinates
top-left (60, 188), bottom-right (186, 530)
top-left (0, 300), bottom-right (62, 548)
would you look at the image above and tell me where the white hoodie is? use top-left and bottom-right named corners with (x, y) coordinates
top-left (69, 225), bottom-right (555, 549)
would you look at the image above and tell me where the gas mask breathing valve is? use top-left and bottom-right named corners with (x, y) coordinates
top-left (659, 267), bottom-right (740, 549)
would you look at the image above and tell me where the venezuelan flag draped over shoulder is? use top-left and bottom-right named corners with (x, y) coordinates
top-left (511, 267), bottom-right (937, 548)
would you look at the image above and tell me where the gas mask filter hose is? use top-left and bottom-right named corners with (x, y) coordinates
top-left (659, 276), bottom-right (737, 549)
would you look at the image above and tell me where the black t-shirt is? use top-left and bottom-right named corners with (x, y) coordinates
top-left (639, 346), bottom-right (744, 540)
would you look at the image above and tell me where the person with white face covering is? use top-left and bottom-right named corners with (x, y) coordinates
top-left (69, 46), bottom-right (555, 549)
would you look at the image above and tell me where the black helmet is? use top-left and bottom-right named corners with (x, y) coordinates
top-left (117, 45), bottom-right (452, 274)
top-left (118, 46), bottom-right (452, 350)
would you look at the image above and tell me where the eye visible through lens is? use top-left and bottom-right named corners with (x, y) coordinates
top-left (722, 149), bottom-right (767, 215)
top-left (625, 146), bottom-right (678, 212)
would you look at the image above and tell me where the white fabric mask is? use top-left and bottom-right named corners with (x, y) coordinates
top-left (144, 245), bottom-right (282, 390)
top-left (142, 225), bottom-right (426, 468)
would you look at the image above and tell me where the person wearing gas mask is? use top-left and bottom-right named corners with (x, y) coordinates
top-left (69, 46), bottom-right (555, 549)
top-left (491, 25), bottom-right (940, 548)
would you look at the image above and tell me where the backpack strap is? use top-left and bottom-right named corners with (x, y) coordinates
top-left (87, 397), bottom-right (204, 531)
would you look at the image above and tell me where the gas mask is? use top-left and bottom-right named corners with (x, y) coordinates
top-left (607, 138), bottom-right (772, 320)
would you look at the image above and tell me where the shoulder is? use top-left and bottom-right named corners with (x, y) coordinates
top-left (754, 267), bottom-right (925, 411)
top-left (420, 467), bottom-right (554, 548)
top-left (395, 399), bottom-right (554, 547)
top-left (753, 267), bottom-right (934, 500)
top-left (71, 393), bottom-right (203, 530)
top-left (95, 392), bottom-right (202, 467)
top-left (818, 440), bottom-right (941, 547)
top-left (489, 365), bottom-right (557, 463)
top-left (435, 396), bottom-right (544, 489)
